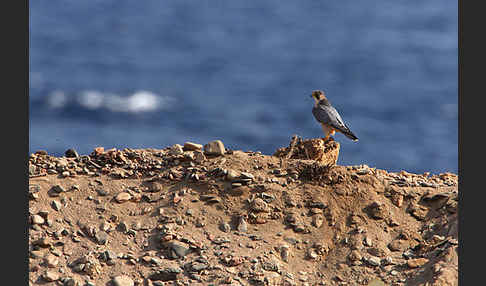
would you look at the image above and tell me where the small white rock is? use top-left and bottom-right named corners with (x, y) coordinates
top-left (31, 214), bottom-right (45, 225)
top-left (367, 256), bottom-right (381, 266)
top-left (169, 144), bottom-right (184, 156)
top-left (112, 275), bottom-right (134, 286)
top-left (183, 142), bottom-right (203, 151)
top-left (204, 140), bottom-right (225, 156)
top-left (115, 192), bottom-right (132, 203)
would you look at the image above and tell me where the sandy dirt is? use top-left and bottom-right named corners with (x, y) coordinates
top-left (28, 138), bottom-right (458, 286)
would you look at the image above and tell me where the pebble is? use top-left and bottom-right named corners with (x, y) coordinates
top-left (183, 142), bottom-right (203, 151)
top-left (31, 214), bottom-right (45, 225)
top-left (204, 140), bottom-right (225, 156)
top-left (388, 239), bottom-right (409, 252)
top-left (367, 256), bottom-right (381, 266)
top-left (50, 184), bottom-right (66, 195)
top-left (312, 215), bottom-right (324, 228)
top-left (169, 144), bottom-right (184, 156)
top-left (280, 245), bottom-right (290, 262)
top-left (219, 222), bottom-right (231, 233)
top-left (167, 241), bottom-right (190, 259)
top-left (44, 253), bottom-right (59, 267)
top-left (194, 151), bottom-right (206, 163)
top-left (115, 192), bottom-right (132, 203)
top-left (240, 172), bottom-right (255, 180)
top-left (367, 278), bottom-right (386, 286)
top-left (112, 275), bottom-right (134, 286)
top-left (250, 198), bottom-right (269, 212)
top-left (51, 200), bottom-right (62, 211)
top-left (64, 148), bottom-right (79, 158)
top-left (95, 231), bottom-right (108, 245)
top-left (367, 247), bottom-right (386, 257)
top-left (190, 262), bottom-right (208, 272)
top-left (96, 188), bottom-right (109, 196)
top-left (348, 250), bottom-right (362, 262)
top-left (117, 221), bottom-right (129, 233)
top-left (237, 216), bottom-right (248, 232)
top-left (226, 169), bottom-right (240, 181)
top-left (363, 236), bottom-right (373, 247)
top-left (63, 277), bottom-right (81, 286)
top-left (407, 258), bottom-right (428, 268)
top-left (42, 270), bottom-right (59, 282)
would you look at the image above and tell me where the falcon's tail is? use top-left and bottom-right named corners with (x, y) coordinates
top-left (342, 127), bottom-right (358, 142)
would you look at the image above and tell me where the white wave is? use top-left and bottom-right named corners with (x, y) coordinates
top-left (46, 90), bottom-right (67, 108)
top-left (77, 90), bottom-right (105, 110)
top-left (104, 90), bottom-right (165, 113)
top-left (48, 89), bottom-right (173, 113)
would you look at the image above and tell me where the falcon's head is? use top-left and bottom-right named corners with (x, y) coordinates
top-left (311, 90), bottom-right (327, 103)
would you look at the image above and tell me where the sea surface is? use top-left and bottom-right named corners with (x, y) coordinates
top-left (29, 1), bottom-right (458, 174)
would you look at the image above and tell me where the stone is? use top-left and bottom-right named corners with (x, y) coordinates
top-left (407, 258), bottom-right (428, 268)
top-left (280, 245), bottom-right (290, 262)
top-left (63, 277), bottom-right (82, 286)
top-left (190, 262), bottom-right (208, 272)
top-left (226, 169), bottom-right (240, 181)
top-left (194, 151), bottom-right (206, 163)
top-left (31, 214), bottom-right (45, 225)
top-left (42, 270), bottom-right (59, 282)
top-left (65, 148), bottom-right (79, 158)
top-left (262, 259), bottom-right (280, 272)
top-left (250, 198), bottom-right (269, 212)
top-left (203, 140), bottom-right (225, 156)
top-left (391, 193), bottom-right (404, 207)
top-left (240, 172), bottom-right (255, 180)
top-left (33, 237), bottom-right (52, 248)
top-left (348, 250), bottom-right (362, 262)
top-left (149, 267), bottom-right (182, 282)
top-left (237, 216), bottom-right (248, 232)
top-left (367, 256), bottom-right (381, 267)
top-left (363, 236), bottom-right (373, 247)
top-left (95, 231), bottom-right (108, 245)
top-left (51, 200), bottom-right (62, 211)
top-left (367, 247), bottom-right (386, 257)
top-left (312, 215), bottom-right (324, 228)
top-left (167, 241), bottom-right (190, 259)
top-left (367, 278), bottom-right (386, 286)
top-left (115, 192), bottom-right (132, 203)
top-left (93, 147), bottom-right (104, 155)
top-left (112, 275), bottom-right (134, 286)
top-left (96, 188), bottom-right (109, 196)
top-left (169, 144), bottom-right (184, 156)
top-left (219, 222), bottom-right (231, 233)
top-left (117, 221), bottom-right (129, 233)
top-left (50, 184), bottom-right (66, 194)
top-left (44, 253), bottom-right (59, 268)
top-left (183, 142), bottom-right (203, 151)
top-left (307, 249), bottom-right (318, 260)
top-left (388, 239), bottom-right (409, 252)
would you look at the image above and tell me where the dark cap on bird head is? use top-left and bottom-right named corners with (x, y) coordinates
top-left (311, 90), bottom-right (326, 100)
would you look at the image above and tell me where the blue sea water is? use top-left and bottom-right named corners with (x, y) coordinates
top-left (29, 1), bottom-right (458, 175)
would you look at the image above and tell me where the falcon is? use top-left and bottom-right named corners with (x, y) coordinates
top-left (311, 90), bottom-right (358, 142)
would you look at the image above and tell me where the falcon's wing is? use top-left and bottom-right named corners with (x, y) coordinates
top-left (312, 104), bottom-right (347, 131)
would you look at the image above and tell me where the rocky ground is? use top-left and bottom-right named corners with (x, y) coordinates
top-left (28, 137), bottom-right (458, 286)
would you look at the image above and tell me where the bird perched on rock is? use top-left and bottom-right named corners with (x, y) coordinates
top-left (311, 90), bottom-right (358, 142)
